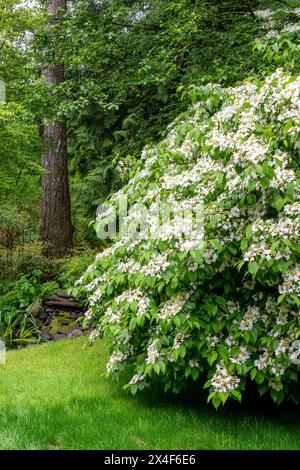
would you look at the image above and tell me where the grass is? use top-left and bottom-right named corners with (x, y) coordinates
top-left (0, 338), bottom-right (300, 450)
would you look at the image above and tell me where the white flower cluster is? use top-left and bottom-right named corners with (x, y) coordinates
top-left (230, 346), bottom-right (250, 365)
top-left (106, 351), bottom-right (128, 372)
top-left (265, 298), bottom-right (291, 326)
top-left (116, 259), bottom-right (142, 274)
top-left (255, 9), bottom-right (274, 19)
top-left (158, 291), bottom-right (190, 320)
top-left (89, 329), bottom-right (100, 341)
top-left (211, 362), bottom-right (240, 393)
top-left (129, 374), bottom-right (145, 385)
top-left (173, 332), bottom-right (188, 350)
top-left (189, 359), bottom-right (199, 368)
top-left (90, 287), bottom-right (104, 306)
top-left (240, 306), bottom-right (260, 331)
top-left (255, 6), bottom-right (300, 39)
top-left (115, 289), bottom-right (151, 317)
top-left (146, 339), bottom-right (159, 365)
top-left (142, 252), bottom-right (170, 276)
top-left (289, 341), bottom-right (300, 364)
top-left (105, 306), bottom-right (122, 325)
top-left (206, 335), bottom-right (219, 347)
top-left (275, 338), bottom-right (291, 357)
top-left (284, 203), bottom-right (300, 216)
top-left (244, 242), bottom-right (291, 262)
top-left (254, 350), bottom-right (271, 371)
top-left (115, 253), bottom-right (170, 277)
top-left (279, 265), bottom-right (300, 296)
top-left (227, 300), bottom-right (241, 314)
top-left (253, 341), bottom-right (297, 376)
top-left (282, 23), bottom-right (300, 33)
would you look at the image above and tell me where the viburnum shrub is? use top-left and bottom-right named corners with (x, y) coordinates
top-left (74, 69), bottom-right (300, 408)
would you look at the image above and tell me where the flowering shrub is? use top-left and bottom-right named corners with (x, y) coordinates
top-left (255, 6), bottom-right (300, 39)
top-left (75, 68), bottom-right (300, 408)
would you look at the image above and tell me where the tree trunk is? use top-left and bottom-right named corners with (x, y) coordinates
top-left (41, 0), bottom-right (73, 257)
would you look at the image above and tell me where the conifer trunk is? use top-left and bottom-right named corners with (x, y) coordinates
top-left (41, 0), bottom-right (73, 257)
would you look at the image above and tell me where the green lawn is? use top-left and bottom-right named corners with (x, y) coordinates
top-left (0, 338), bottom-right (299, 450)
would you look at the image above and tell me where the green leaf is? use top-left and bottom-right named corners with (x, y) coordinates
top-left (255, 372), bottom-right (265, 385)
top-left (240, 238), bottom-right (248, 252)
top-left (188, 271), bottom-right (197, 282)
top-left (277, 260), bottom-right (288, 273)
top-left (210, 239), bottom-right (223, 252)
top-left (262, 161), bottom-right (275, 179)
top-left (130, 301), bottom-right (138, 313)
top-left (166, 284), bottom-right (175, 298)
top-left (231, 389), bottom-right (242, 402)
top-left (208, 351), bottom-right (218, 365)
top-left (219, 391), bottom-right (230, 404)
top-left (129, 318), bottom-right (137, 331)
top-left (173, 316), bottom-right (181, 328)
top-left (203, 379), bottom-right (211, 389)
top-left (245, 225), bottom-right (253, 239)
top-left (275, 197), bottom-right (285, 212)
top-left (248, 261), bottom-right (259, 277)
top-left (191, 368), bottom-right (199, 381)
top-left (212, 395), bottom-right (221, 410)
top-left (191, 249), bottom-right (203, 264)
top-left (171, 277), bottom-right (179, 289)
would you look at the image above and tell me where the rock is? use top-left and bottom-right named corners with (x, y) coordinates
top-left (41, 334), bottom-right (50, 340)
top-left (71, 312), bottom-right (82, 319)
top-left (38, 293), bottom-right (89, 342)
top-left (68, 329), bottom-right (83, 338)
top-left (41, 328), bottom-right (51, 340)
top-left (53, 333), bottom-right (64, 341)
top-left (46, 311), bottom-right (56, 319)
top-left (35, 319), bottom-right (44, 328)
top-left (58, 311), bottom-right (72, 319)
top-left (30, 299), bottom-right (42, 317)
top-left (38, 310), bottom-right (48, 322)
top-left (48, 316), bottom-right (63, 333)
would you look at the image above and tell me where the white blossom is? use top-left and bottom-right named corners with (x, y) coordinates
top-left (211, 362), bottom-right (240, 393)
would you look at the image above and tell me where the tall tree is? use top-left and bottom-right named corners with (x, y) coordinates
top-left (41, 0), bottom-right (72, 257)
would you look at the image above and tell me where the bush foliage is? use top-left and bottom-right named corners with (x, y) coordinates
top-left (76, 64), bottom-right (300, 408)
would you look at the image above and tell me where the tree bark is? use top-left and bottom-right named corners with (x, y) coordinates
top-left (41, 0), bottom-right (73, 257)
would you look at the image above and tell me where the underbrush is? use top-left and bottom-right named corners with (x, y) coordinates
top-left (0, 244), bottom-right (97, 347)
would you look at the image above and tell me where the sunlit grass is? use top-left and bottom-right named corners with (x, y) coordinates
top-left (0, 337), bottom-right (299, 450)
